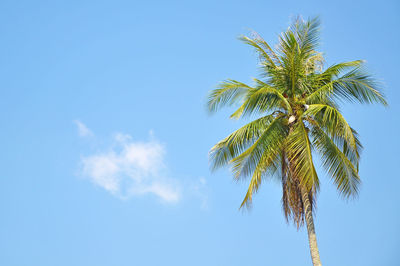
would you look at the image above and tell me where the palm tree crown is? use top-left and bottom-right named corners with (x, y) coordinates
top-left (207, 17), bottom-right (387, 228)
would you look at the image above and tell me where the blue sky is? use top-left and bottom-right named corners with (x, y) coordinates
top-left (0, 0), bottom-right (399, 265)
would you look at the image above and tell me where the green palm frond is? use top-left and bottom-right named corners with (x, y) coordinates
top-left (249, 31), bottom-right (282, 65)
top-left (253, 78), bottom-right (292, 112)
top-left (304, 115), bottom-right (362, 171)
top-left (239, 35), bottom-right (277, 67)
top-left (304, 61), bottom-right (365, 104)
top-left (334, 67), bottom-right (387, 105)
top-left (231, 116), bottom-right (287, 180)
top-left (304, 104), bottom-right (358, 151)
top-left (342, 128), bottom-right (362, 170)
top-left (306, 66), bottom-right (387, 105)
top-left (207, 79), bottom-right (252, 113)
top-left (277, 28), bottom-right (308, 98)
top-left (230, 91), bottom-right (282, 119)
top-left (311, 125), bottom-right (360, 197)
top-left (239, 148), bottom-right (280, 209)
top-left (320, 60), bottom-right (364, 77)
top-left (287, 121), bottom-right (319, 190)
top-left (293, 16), bottom-right (321, 58)
top-left (230, 79), bottom-right (292, 119)
top-left (209, 114), bottom-right (276, 171)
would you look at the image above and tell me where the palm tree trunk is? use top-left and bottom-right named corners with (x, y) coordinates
top-left (301, 187), bottom-right (322, 266)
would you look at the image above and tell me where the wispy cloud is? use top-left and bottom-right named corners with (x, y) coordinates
top-left (75, 122), bottom-right (209, 207)
top-left (78, 129), bottom-right (181, 203)
top-left (74, 120), bottom-right (93, 137)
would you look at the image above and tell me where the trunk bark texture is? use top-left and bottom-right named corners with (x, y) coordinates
top-left (301, 187), bottom-right (322, 266)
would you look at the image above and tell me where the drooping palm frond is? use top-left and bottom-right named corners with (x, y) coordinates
top-left (286, 121), bottom-right (319, 190)
top-left (311, 125), bottom-right (360, 197)
top-left (237, 116), bottom-right (288, 209)
top-left (230, 115), bottom-right (287, 180)
top-left (304, 104), bottom-right (359, 152)
top-left (253, 78), bottom-right (292, 112)
top-left (209, 114), bottom-right (277, 171)
top-left (207, 79), bottom-right (252, 113)
top-left (342, 128), bottom-right (362, 170)
top-left (230, 79), bottom-right (292, 119)
top-left (239, 148), bottom-right (280, 209)
top-left (334, 67), bottom-right (387, 105)
top-left (304, 115), bottom-right (362, 171)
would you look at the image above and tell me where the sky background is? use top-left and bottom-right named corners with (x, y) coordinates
top-left (0, 0), bottom-right (399, 265)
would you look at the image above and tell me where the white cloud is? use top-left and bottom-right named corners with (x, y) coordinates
top-left (74, 120), bottom-right (93, 137)
top-left (75, 123), bottom-right (210, 207)
top-left (79, 131), bottom-right (181, 203)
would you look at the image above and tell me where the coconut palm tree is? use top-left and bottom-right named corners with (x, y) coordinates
top-left (207, 17), bottom-right (387, 266)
